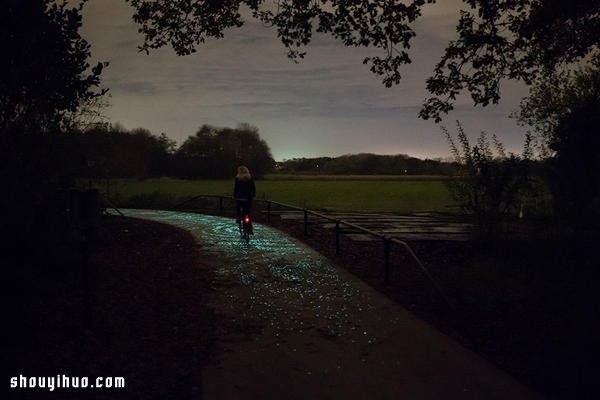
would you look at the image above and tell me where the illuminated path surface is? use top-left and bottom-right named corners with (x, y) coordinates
top-left (121, 209), bottom-right (539, 400)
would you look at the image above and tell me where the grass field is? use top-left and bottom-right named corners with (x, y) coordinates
top-left (263, 174), bottom-right (452, 181)
top-left (100, 175), bottom-right (457, 214)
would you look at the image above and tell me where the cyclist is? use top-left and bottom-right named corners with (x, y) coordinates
top-left (233, 165), bottom-right (256, 232)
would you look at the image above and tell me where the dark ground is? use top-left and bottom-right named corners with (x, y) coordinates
top-left (4, 213), bottom-right (600, 399)
top-left (262, 215), bottom-right (600, 400)
top-left (4, 216), bottom-right (218, 399)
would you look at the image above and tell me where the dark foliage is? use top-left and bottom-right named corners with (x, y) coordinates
top-left (421, 0), bottom-right (600, 121)
top-left (549, 93), bottom-right (600, 228)
top-left (277, 153), bottom-right (456, 175)
top-left (518, 58), bottom-right (600, 228)
top-left (127, 0), bottom-right (432, 88)
top-left (443, 122), bottom-right (531, 235)
top-left (173, 124), bottom-right (275, 179)
top-left (0, 0), bottom-right (106, 247)
top-left (69, 125), bottom-right (175, 179)
top-left (68, 123), bottom-right (275, 180)
top-left (1, 0), bottom-right (106, 135)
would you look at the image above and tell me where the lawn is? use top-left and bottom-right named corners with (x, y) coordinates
top-left (100, 176), bottom-right (456, 214)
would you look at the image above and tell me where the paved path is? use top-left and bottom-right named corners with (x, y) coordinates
top-left (122, 209), bottom-right (539, 400)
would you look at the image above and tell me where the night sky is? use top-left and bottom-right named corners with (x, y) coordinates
top-left (81, 0), bottom-right (530, 161)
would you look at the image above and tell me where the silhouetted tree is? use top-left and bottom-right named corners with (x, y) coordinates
top-left (518, 55), bottom-right (600, 151)
top-left (421, 0), bottom-right (600, 121)
top-left (278, 157), bottom-right (333, 173)
top-left (443, 122), bottom-right (531, 235)
top-left (517, 61), bottom-right (600, 227)
top-left (152, 132), bottom-right (177, 175)
top-left (175, 125), bottom-right (219, 178)
top-left (1, 0), bottom-right (106, 134)
top-left (234, 123), bottom-right (275, 178)
top-left (71, 125), bottom-right (176, 179)
top-left (174, 124), bottom-right (274, 179)
top-left (1, 0), bottom-right (107, 240)
top-left (516, 57), bottom-right (600, 228)
top-left (550, 94), bottom-right (600, 228)
top-left (277, 154), bottom-right (452, 175)
top-left (127, 0), bottom-right (427, 88)
top-left (62, 93), bottom-right (111, 133)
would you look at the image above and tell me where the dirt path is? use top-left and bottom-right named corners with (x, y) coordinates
top-left (122, 209), bottom-right (540, 400)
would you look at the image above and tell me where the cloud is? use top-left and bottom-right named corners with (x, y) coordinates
top-left (115, 39), bottom-right (140, 49)
top-left (109, 80), bottom-right (157, 95)
top-left (81, 0), bottom-right (529, 161)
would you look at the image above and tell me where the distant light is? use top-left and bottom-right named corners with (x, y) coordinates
top-left (244, 216), bottom-right (251, 223)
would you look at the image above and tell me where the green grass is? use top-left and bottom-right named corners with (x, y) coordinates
top-left (264, 173), bottom-right (453, 181)
top-left (100, 176), bottom-right (457, 214)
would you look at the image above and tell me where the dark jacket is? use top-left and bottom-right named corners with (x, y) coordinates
top-left (234, 177), bottom-right (256, 200)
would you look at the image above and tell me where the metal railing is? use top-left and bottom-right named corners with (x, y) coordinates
top-left (172, 194), bottom-right (453, 309)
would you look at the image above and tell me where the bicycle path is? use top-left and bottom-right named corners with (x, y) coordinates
top-left (121, 209), bottom-right (540, 400)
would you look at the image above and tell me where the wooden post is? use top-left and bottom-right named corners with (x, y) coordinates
top-left (218, 196), bottom-right (223, 215)
top-left (267, 201), bottom-right (271, 223)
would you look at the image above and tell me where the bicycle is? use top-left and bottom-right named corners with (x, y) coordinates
top-left (235, 198), bottom-right (253, 243)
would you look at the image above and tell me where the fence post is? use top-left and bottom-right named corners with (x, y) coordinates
top-left (218, 196), bottom-right (223, 215)
top-left (335, 220), bottom-right (340, 255)
top-left (384, 238), bottom-right (391, 284)
top-left (267, 201), bottom-right (271, 223)
top-left (81, 237), bottom-right (92, 328)
top-left (303, 209), bottom-right (308, 235)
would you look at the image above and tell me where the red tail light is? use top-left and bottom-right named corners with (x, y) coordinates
top-left (244, 216), bottom-right (251, 223)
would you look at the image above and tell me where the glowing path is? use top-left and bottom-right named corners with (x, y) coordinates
top-left (119, 209), bottom-right (539, 400)
top-left (119, 209), bottom-right (370, 338)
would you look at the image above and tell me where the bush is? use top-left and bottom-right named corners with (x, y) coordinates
top-left (443, 122), bottom-right (531, 236)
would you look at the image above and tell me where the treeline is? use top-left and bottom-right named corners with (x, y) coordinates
top-left (71, 127), bottom-right (458, 179)
top-left (277, 153), bottom-right (457, 175)
top-left (68, 123), bottom-right (275, 179)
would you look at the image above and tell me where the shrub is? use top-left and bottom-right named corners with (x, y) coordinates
top-left (443, 122), bottom-right (531, 236)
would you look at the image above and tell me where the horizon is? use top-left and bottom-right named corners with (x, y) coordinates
top-left (274, 152), bottom-right (454, 163)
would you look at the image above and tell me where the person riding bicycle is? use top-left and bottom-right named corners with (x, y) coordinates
top-left (233, 165), bottom-right (256, 231)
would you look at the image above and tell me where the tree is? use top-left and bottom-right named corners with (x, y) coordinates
top-left (1, 0), bottom-right (107, 240)
top-left (1, 0), bottom-right (107, 134)
top-left (127, 0), bottom-right (430, 87)
top-left (421, 0), bottom-right (600, 121)
top-left (517, 55), bottom-right (600, 153)
top-left (71, 125), bottom-right (177, 178)
top-left (232, 123), bottom-right (275, 178)
top-left (443, 122), bottom-right (531, 235)
top-left (61, 93), bottom-right (111, 133)
top-left (517, 58), bottom-right (600, 227)
top-left (175, 124), bottom-right (275, 179)
top-left (125, 0), bottom-right (600, 121)
top-left (550, 92), bottom-right (600, 228)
